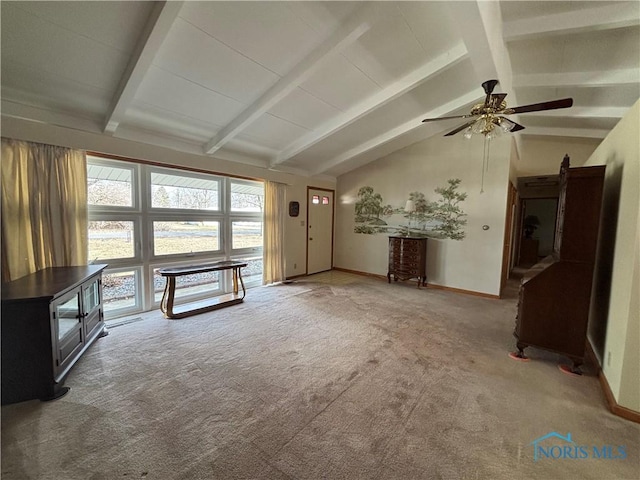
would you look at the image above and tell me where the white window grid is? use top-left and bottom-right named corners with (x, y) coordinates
top-left (87, 156), bottom-right (263, 318)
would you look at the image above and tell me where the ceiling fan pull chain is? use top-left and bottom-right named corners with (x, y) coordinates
top-left (480, 135), bottom-right (493, 194)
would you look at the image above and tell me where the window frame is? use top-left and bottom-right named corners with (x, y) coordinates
top-left (87, 214), bottom-right (142, 265)
top-left (147, 166), bottom-right (223, 213)
top-left (101, 266), bottom-right (143, 319)
top-left (149, 217), bottom-right (224, 260)
top-left (87, 154), bottom-right (265, 319)
top-left (86, 157), bottom-right (139, 212)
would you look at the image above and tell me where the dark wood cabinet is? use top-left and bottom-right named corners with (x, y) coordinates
top-left (387, 236), bottom-right (427, 287)
top-left (1, 264), bottom-right (108, 404)
top-left (519, 238), bottom-right (539, 266)
top-left (513, 157), bottom-right (605, 372)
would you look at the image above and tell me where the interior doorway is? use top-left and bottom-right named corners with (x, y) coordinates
top-left (518, 198), bottom-right (559, 266)
top-left (307, 187), bottom-right (334, 275)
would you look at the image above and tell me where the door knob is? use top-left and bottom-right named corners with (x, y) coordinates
top-left (310, 237), bottom-right (313, 241)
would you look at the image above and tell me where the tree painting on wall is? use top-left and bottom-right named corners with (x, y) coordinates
top-left (353, 179), bottom-right (468, 240)
top-left (354, 186), bottom-right (394, 234)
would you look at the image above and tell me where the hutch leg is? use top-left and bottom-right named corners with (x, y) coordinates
top-left (569, 358), bottom-right (583, 375)
top-left (514, 342), bottom-right (528, 360)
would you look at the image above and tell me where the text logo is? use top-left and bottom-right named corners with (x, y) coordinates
top-left (529, 432), bottom-right (626, 462)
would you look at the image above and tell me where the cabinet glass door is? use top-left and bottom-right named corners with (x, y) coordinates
top-left (83, 279), bottom-right (100, 315)
top-left (56, 293), bottom-right (80, 341)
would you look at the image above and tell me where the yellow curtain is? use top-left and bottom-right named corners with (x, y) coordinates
top-left (1, 138), bottom-right (88, 282)
top-left (263, 180), bottom-right (286, 284)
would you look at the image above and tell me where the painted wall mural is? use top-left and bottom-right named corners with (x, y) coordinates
top-left (354, 179), bottom-right (468, 240)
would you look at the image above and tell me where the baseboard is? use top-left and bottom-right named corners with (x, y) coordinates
top-left (586, 340), bottom-right (640, 424)
top-left (332, 267), bottom-right (387, 281)
top-left (424, 283), bottom-right (500, 299)
top-left (285, 273), bottom-right (307, 280)
top-left (332, 267), bottom-right (499, 299)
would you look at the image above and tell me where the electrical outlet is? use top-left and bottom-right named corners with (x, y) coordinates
top-left (294, 263), bottom-right (297, 270)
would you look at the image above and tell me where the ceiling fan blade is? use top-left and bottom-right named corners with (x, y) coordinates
top-left (422, 114), bottom-right (476, 123)
top-left (505, 98), bottom-right (573, 115)
top-left (444, 120), bottom-right (476, 137)
top-left (507, 119), bottom-right (525, 132)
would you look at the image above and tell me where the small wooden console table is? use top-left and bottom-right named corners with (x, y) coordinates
top-left (158, 260), bottom-right (248, 319)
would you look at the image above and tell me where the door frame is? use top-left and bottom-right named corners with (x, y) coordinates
top-left (500, 181), bottom-right (518, 295)
top-left (306, 186), bottom-right (335, 275)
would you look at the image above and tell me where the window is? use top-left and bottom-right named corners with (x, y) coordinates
top-left (88, 220), bottom-right (136, 262)
top-left (312, 195), bottom-right (320, 204)
top-left (152, 221), bottom-right (220, 256)
top-left (231, 221), bottom-right (262, 250)
top-left (87, 162), bottom-right (134, 208)
top-left (322, 196), bottom-right (329, 205)
top-left (231, 180), bottom-right (264, 212)
top-left (87, 155), bottom-right (264, 319)
top-left (151, 171), bottom-right (220, 210)
top-left (102, 269), bottom-right (140, 314)
top-left (234, 256), bottom-right (263, 287)
top-left (153, 268), bottom-right (221, 303)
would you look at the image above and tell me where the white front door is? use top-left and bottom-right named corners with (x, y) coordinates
top-left (307, 188), bottom-right (334, 274)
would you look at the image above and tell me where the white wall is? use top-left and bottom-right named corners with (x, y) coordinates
top-left (335, 133), bottom-right (511, 296)
top-left (584, 100), bottom-right (639, 412)
top-left (516, 136), bottom-right (601, 176)
top-left (1, 117), bottom-right (335, 279)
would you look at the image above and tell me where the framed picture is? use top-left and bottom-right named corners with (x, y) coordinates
top-left (289, 201), bottom-right (300, 217)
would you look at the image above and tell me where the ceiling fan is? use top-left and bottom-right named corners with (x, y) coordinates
top-left (422, 79), bottom-right (573, 139)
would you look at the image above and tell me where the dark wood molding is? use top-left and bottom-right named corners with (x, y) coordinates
top-left (586, 340), bottom-right (640, 424)
top-left (333, 267), bottom-right (387, 281)
top-left (285, 273), bottom-right (308, 280)
top-left (333, 267), bottom-right (499, 298)
top-left (424, 283), bottom-right (500, 299)
top-left (87, 151), bottom-right (263, 183)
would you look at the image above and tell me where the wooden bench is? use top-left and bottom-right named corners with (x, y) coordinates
top-left (158, 260), bottom-right (248, 319)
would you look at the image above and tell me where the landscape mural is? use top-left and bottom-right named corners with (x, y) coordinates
top-left (354, 179), bottom-right (468, 240)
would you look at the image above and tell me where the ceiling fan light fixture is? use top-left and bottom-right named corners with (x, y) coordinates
top-left (424, 80), bottom-right (574, 138)
top-left (498, 117), bottom-right (515, 133)
top-left (471, 116), bottom-right (488, 135)
top-left (485, 124), bottom-right (502, 140)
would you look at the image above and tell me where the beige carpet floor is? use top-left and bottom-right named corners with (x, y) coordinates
top-left (1, 271), bottom-right (639, 479)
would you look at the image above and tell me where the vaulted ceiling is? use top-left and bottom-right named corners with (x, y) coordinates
top-left (2, 1), bottom-right (639, 178)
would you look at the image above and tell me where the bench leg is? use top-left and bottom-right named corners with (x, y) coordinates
top-left (232, 268), bottom-right (239, 295)
top-left (160, 277), bottom-right (177, 319)
top-left (238, 268), bottom-right (246, 300)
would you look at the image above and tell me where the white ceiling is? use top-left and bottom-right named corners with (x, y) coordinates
top-left (2, 1), bottom-right (639, 178)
